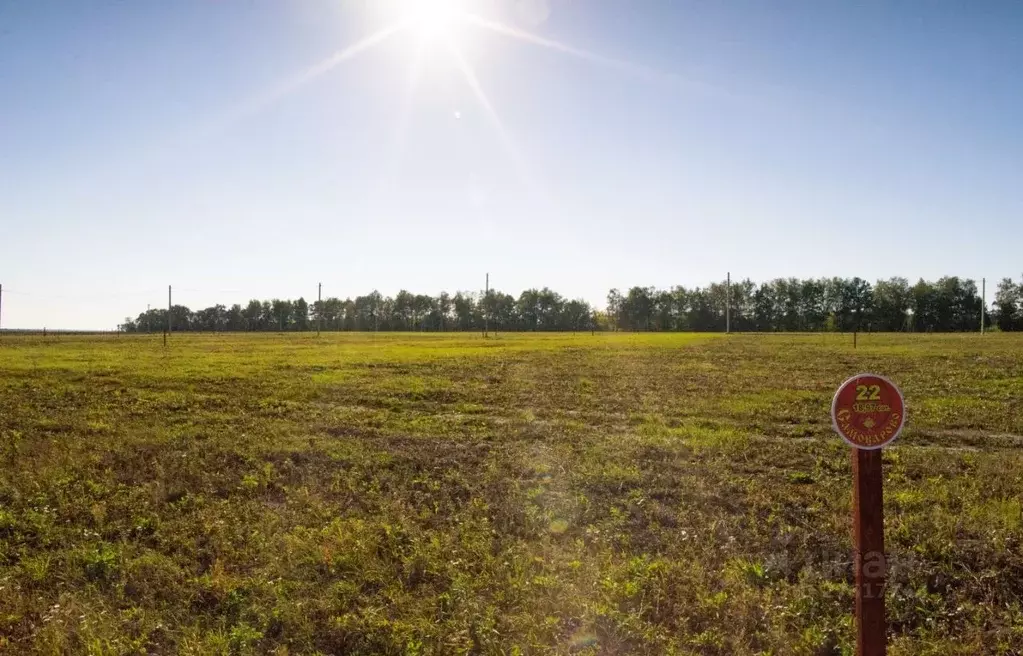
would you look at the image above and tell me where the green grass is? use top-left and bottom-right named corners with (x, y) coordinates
top-left (2, 331), bottom-right (1023, 654)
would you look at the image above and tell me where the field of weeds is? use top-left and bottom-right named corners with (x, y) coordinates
top-left (1, 331), bottom-right (1022, 654)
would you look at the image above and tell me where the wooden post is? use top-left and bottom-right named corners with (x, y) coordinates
top-left (852, 448), bottom-right (887, 655)
top-left (834, 373), bottom-right (903, 656)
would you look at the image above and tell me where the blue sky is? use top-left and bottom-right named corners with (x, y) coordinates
top-left (1, 0), bottom-right (1021, 329)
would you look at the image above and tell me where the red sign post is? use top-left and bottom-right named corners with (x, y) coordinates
top-left (832, 373), bottom-right (906, 656)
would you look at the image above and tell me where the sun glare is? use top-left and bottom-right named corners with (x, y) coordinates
top-left (402, 0), bottom-right (462, 41)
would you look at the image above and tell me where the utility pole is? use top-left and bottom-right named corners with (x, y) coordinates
top-left (0, 283), bottom-right (4, 333)
top-left (317, 282), bottom-right (322, 337)
top-left (165, 285), bottom-right (171, 346)
top-left (981, 278), bottom-right (986, 334)
top-left (484, 272), bottom-right (489, 338)
top-left (726, 272), bottom-right (731, 334)
top-left (147, 304), bottom-right (151, 334)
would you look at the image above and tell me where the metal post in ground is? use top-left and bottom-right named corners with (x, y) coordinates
top-left (165, 285), bottom-right (171, 346)
top-left (726, 272), bottom-right (731, 334)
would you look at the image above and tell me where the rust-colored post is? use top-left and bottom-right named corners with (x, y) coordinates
top-left (852, 448), bottom-right (886, 655)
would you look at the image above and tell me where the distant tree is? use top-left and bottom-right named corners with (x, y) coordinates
top-left (341, 298), bottom-right (357, 331)
top-left (687, 288), bottom-right (717, 331)
top-left (436, 292), bottom-right (453, 331)
top-left (800, 279), bottom-right (826, 331)
top-left (318, 297), bottom-right (343, 331)
top-left (270, 299), bottom-right (292, 331)
top-left (354, 292), bottom-right (382, 330)
top-left (536, 288), bottom-right (564, 330)
top-left (169, 305), bottom-right (193, 332)
top-left (122, 276), bottom-right (998, 333)
top-left (622, 287), bottom-right (654, 331)
top-left (517, 289), bottom-right (540, 331)
top-left (412, 295), bottom-right (433, 331)
top-left (652, 289), bottom-right (675, 331)
top-left (733, 279), bottom-right (757, 331)
top-left (563, 299), bottom-right (592, 332)
top-left (606, 289), bottom-right (623, 331)
top-left (872, 278), bottom-right (911, 332)
top-left (243, 300), bottom-right (262, 330)
top-left (840, 277), bottom-right (873, 332)
top-left (394, 290), bottom-right (414, 330)
top-left (492, 293), bottom-right (516, 331)
top-left (994, 278), bottom-right (1020, 331)
top-left (772, 278), bottom-right (800, 331)
top-left (453, 292), bottom-right (476, 331)
top-left (226, 304), bottom-right (244, 331)
top-left (752, 284), bottom-right (775, 331)
top-left (292, 298), bottom-right (309, 331)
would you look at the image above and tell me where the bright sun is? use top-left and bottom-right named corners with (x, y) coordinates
top-left (402, 0), bottom-right (462, 41)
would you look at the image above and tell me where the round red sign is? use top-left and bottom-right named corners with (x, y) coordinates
top-left (831, 373), bottom-right (906, 450)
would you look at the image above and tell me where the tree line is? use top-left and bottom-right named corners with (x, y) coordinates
top-left (118, 276), bottom-right (1023, 334)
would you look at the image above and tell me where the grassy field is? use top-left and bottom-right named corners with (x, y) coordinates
top-left (2, 331), bottom-right (1023, 655)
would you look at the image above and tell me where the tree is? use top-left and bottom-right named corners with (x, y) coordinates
top-left (839, 277), bottom-right (873, 332)
top-left (994, 278), bottom-right (1020, 331)
top-left (872, 278), bottom-right (911, 332)
top-left (120, 275), bottom-right (1000, 334)
top-left (652, 289), bottom-right (675, 331)
top-left (536, 288), bottom-right (564, 330)
top-left (800, 279), bottom-right (826, 331)
top-left (226, 304), bottom-right (244, 331)
top-left (243, 300), bottom-right (263, 330)
top-left (563, 299), bottom-right (593, 332)
top-left (354, 291), bottom-right (382, 330)
top-left (293, 298), bottom-right (310, 331)
top-left (169, 305), bottom-right (193, 332)
top-left (732, 279), bottom-right (757, 331)
top-left (687, 287), bottom-right (717, 331)
top-left (910, 280), bottom-right (940, 332)
top-left (270, 299), bottom-right (292, 331)
top-left (752, 284), bottom-right (775, 331)
top-left (517, 289), bottom-right (541, 331)
top-left (622, 287), bottom-right (654, 331)
top-left (606, 289), bottom-right (623, 331)
top-left (436, 292), bottom-right (453, 331)
top-left (394, 290), bottom-right (414, 330)
top-left (194, 305), bottom-right (226, 331)
top-left (491, 293), bottom-right (516, 331)
top-left (453, 292), bottom-right (475, 331)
